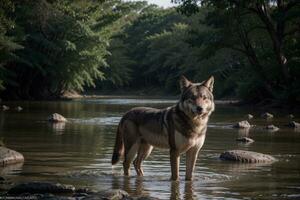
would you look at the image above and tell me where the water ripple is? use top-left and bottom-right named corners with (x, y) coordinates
top-left (70, 117), bottom-right (234, 128)
top-left (70, 117), bottom-right (121, 125)
top-left (80, 98), bottom-right (177, 105)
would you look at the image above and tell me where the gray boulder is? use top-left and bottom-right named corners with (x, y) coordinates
top-left (0, 147), bottom-right (24, 166)
top-left (261, 112), bottom-right (274, 119)
top-left (236, 137), bottom-right (254, 143)
top-left (48, 113), bottom-right (67, 122)
top-left (233, 120), bottom-right (251, 129)
top-left (8, 182), bottom-right (75, 194)
top-left (220, 150), bottom-right (277, 163)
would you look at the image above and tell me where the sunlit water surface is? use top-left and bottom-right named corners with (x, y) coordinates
top-left (0, 97), bottom-right (300, 199)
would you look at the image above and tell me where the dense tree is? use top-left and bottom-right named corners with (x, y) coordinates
top-left (174, 0), bottom-right (300, 103)
top-left (0, 0), bottom-right (146, 99)
top-left (103, 6), bottom-right (188, 92)
top-left (0, 0), bottom-right (299, 105)
top-left (0, 0), bottom-right (22, 91)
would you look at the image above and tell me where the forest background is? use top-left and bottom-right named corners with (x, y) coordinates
top-left (0, 0), bottom-right (299, 105)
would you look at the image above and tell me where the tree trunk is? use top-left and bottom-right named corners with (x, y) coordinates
top-left (254, 1), bottom-right (290, 83)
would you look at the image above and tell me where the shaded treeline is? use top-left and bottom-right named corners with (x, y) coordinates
top-left (0, 0), bottom-right (145, 99)
top-left (0, 0), bottom-right (300, 104)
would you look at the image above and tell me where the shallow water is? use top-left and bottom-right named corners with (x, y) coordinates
top-left (0, 97), bottom-right (300, 199)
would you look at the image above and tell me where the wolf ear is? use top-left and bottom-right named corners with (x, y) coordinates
top-left (179, 75), bottom-right (192, 92)
top-left (203, 76), bottom-right (214, 92)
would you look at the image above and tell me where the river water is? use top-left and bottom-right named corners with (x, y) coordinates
top-left (0, 97), bottom-right (299, 199)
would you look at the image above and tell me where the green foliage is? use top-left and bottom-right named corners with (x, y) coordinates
top-left (104, 37), bottom-right (134, 86)
top-left (0, 0), bottom-right (142, 99)
top-left (106, 6), bottom-right (188, 91)
top-left (0, 0), bottom-right (299, 105)
top-left (173, 0), bottom-right (300, 103)
top-left (0, 0), bottom-right (22, 91)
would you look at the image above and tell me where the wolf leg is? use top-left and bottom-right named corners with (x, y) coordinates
top-left (134, 142), bottom-right (153, 176)
top-left (185, 146), bottom-right (200, 181)
top-left (170, 149), bottom-right (180, 181)
top-left (122, 120), bottom-right (140, 176)
top-left (123, 142), bottom-right (139, 176)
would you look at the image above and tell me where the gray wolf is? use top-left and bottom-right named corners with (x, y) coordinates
top-left (111, 76), bottom-right (215, 181)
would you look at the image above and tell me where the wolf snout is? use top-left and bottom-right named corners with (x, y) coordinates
top-left (196, 106), bottom-right (203, 113)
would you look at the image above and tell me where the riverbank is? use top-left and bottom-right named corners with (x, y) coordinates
top-left (1, 89), bottom-right (299, 112)
top-left (61, 92), bottom-right (300, 110)
top-left (61, 90), bottom-right (240, 103)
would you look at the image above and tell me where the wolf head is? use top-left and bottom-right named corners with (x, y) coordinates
top-left (179, 76), bottom-right (215, 118)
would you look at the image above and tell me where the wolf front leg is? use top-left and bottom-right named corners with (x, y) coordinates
top-left (185, 146), bottom-right (200, 181)
top-left (170, 149), bottom-right (180, 181)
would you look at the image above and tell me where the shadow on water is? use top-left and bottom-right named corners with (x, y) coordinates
top-left (110, 176), bottom-right (198, 200)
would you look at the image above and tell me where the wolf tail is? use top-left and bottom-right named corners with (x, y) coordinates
top-left (112, 124), bottom-right (124, 165)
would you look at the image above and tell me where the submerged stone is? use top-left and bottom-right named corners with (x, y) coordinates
top-left (220, 150), bottom-right (277, 163)
top-left (2, 105), bottom-right (9, 111)
top-left (245, 114), bottom-right (253, 119)
top-left (102, 189), bottom-right (129, 200)
top-left (7, 185), bottom-right (140, 200)
top-left (0, 147), bottom-right (24, 166)
top-left (137, 196), bottom-right (161, 200)
top-left (233, 120), bottom-right (251, 129)
top-left (288, 114), bottom-right (294, 119)
top-left (265, 125), bottom-right (279, 131)
top-left (236, 137), bottom-right (254, 143)
top-left (8, 182), bottom-right (75, 194)
top-left (48, 113), bottom-right (67, 122)
top-left (261, 112), bottom-right (274, 119)
top-left (15, 106), bottom-right (23, 111)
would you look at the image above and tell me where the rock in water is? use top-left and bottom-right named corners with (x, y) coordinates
top-left (48, 113), bottom-right (67, 122)
top-left (288, 114), bottom-right (294, 119)
top-left (102, 189), bottom-right (129, 200)
top-left (265, 124), bottom-right (280, 131)
top-left (245, 114), bottom-right (253, 119)
top-left (220, 150), bottom-right (277, 163)
top-left (0, 147), bottom-right (24, 166)
top-left (15, 106), bottom-right (23, 111)
top-left (233, 120), bottom-right (251, 129)
top-left (287, 121), bottom-right (300, 129)
top-left (137, 196), bottom-right (161, 200)
top-left (261, 112), bottom-right (274, 119)
top-left (8, 182), bottom-right (75, 194)
top-left (236, 137), bottom-right (254, 143)
top-left (2, 105), bottom-right (9, 111)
